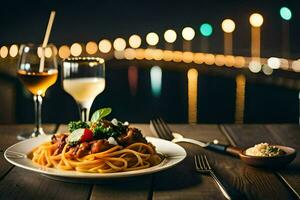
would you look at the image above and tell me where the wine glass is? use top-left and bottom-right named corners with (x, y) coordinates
top-left (17, 44), bottom-right (58, 140)
top-left (62, 57), bottom-right (105, 122)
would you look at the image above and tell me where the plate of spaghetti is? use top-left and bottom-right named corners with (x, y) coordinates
top-left (5, 108), bottom-right (186, 179)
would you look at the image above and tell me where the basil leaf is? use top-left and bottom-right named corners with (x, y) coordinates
top-left (91, 107), bottom-right (112, 122)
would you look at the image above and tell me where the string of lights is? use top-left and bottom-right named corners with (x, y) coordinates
top-left (0, 8), bottom-right (298, 75)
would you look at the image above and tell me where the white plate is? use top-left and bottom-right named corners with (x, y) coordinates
top-left (4, 135), bottom-right (186, 179)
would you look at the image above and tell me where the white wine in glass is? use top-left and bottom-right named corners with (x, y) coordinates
top-left (62, 57), bottom-right (105, 121)
top-left (17, 44), bottom-right (58, 140)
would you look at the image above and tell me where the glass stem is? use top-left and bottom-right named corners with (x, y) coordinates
top-left (33, 95), bottom-right (44, 137)
top-left (78, 103), bottom-right (90, 122)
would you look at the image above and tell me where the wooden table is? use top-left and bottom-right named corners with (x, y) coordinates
top-left (0, 124), bottom-right (299, 200)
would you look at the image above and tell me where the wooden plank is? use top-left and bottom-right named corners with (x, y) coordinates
top-left (222, 124), bottom-right (298, 200)
top-left (152, 124), bottom-right (294, 200)
top-left (91, 176), bottom-right (152, 200)
top-left (0, 124), bottom-right (56, 151)
top-left (265, 124), bottom-right (300, 198)
top-left (0, 167), bottom-right (91, 200)
top-left (0, 124), bottom-right (56, 179)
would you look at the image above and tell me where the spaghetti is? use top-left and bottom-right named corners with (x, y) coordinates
top-left (31, 108), bottom-right (163, 173)
top-left (31, 133), bottom-right (162, 173)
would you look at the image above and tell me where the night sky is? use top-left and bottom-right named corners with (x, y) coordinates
top-left (0, 0), bottom-right (299, 58)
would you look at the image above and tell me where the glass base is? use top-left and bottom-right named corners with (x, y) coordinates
top-left (17, 128), bottom-right (45, 141)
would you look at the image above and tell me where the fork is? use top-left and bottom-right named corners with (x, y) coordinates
top-left (150, 118), bottom-right (177, 141)
top-left (150, 118), bottom-right (230, 152)
top-left (194, 154), bottom-right (231, 200)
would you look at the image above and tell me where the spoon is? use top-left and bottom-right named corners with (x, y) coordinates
top-left (171, 133), bottom-right (297, 168)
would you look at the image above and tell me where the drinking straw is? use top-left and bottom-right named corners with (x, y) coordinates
top-left (39, 11), bottom-right (56, 72)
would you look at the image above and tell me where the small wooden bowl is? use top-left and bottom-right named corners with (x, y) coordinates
top-left (240, 145), bottom-right (297, 168)
top-left (226, 145), bottom-right (297, 168)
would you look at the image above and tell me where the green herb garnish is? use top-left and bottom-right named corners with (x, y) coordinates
top-left (91, 107), bottom-right (112, 123)
top-left (68, 121), bottom-right (89, 132)
top-left (91, 118), bottom-right (128, 139)
top-left (67, 108), bottom-right (129, 142)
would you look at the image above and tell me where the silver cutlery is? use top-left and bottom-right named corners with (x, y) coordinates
top-left (150, 118), bottom-right (228, 152)
top-left (194, 154), bottom-right (231, 200)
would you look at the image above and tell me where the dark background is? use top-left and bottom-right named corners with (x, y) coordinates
top-left (0, 0), bottom-right (299, 124)
top-left (0, 0), bottom-right (299, 57)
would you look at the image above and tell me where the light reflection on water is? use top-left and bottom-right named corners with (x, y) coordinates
top-left (13, 62), bottom-right (300, 124)
top-left (150, 66), bottom-right (162, 98)
top-left (128, 66), bottom-right (138, 96)
top-left (124, 64), bottom-right (298, 124)
top-left (235, 74), bottom-right (246, 124)
top-left (187, 68), bottom-right (198, 123)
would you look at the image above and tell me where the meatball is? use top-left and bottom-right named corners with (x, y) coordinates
top-left (90, 140), bottom-right (115, 154)
top-left (116, 128), bottom-right (147, 146)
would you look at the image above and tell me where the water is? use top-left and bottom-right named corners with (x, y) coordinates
top-left (15, 61), bottom-right (299, 124)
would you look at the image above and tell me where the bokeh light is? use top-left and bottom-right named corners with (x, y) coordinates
top-left (164, 29), bottom-right (177, 43)
top-left (262, 64), bottom-right (273, 75)
top-left (187, 68), bottom-right (198, 124)
top-left (249, 60), bottom-right (261, 73)
top-left (173, 51), bottom-right (183, 62)
top-left (153, 49), bottom-right (163, 61)
top-left (199, 23), bottom-right (213, 37)
top-left (182, 27), bottom-right (195, 41)
top-left (113, 38), bottom-right (126, 51)
top-left (267, 57), bottom-right (280, 69)
top-left (135, 49), bottom-right (145, 60)
top-left (292, 60), bottom-right (300, 72)
top-left (146, 32), bottom-right (159, 46)
top-left (193, 53), bottom-right (204, 64)
top-left (58, 45), bottom-right (70, 59)
top-left (45, 47), bottom-right (52, 58)
top-left (124, 48), bottom-right (136, 60)
top-left (99, 39), bottom-right (112, 53)
top-left (280, 7), bottom-right (292, 21)
top-left (221, 19), bottom-right (236, 33)
top-left (52, 46), bottom-right (58, 57)
top-left (187, 68), bottom-right (198, 80)
top-left (234, 56), bottom-right (246, 68)
top-left (145, 48), bottom-right (154, 60)
top-left (204, 54), bottom-right (215, 65)
top-left (183, 52), bottom-right (194, 63)
top-left (70, 43), bottom-right (82, 57)
top-left (280, 58), bottom-right (289, 70)
top-left (249, 13), bottom-right (264, 27)
top-left (37, 47), bottom-right (43, 58)
top-left (129, 35), bottom-right (142, 48)
top-left (215, 55), bottom-right (225, 66)
top-left (150, 66), bottom-right (162, 97)
top-left (0, 46), bottom-right (8, 58)
top-left (9, 44), bottom-right (18, 57)
top-left (225, 55), bottom-right (235, 67)
top-left (235, 74), bottom-right (246, 124)
top-left (163, 50), bottom-right (173, 61)
top-left (86, 41), bottom-right (98, 55)
top-left (128, 66), bottom-right (138, 96)
top-left (114, 50), bottom-right (125, 59)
